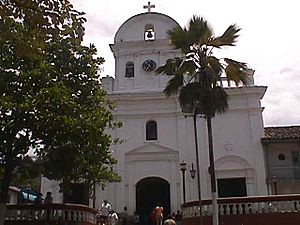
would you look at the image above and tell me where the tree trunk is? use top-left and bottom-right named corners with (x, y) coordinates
top-left (0, 160), bottom-right (14, 203)
top-left (0, 160), bottom-right (14, 225)
top-left (0, 203), bottom-right (6, 225)
top-left (206, 115), bottom-right (219, 225)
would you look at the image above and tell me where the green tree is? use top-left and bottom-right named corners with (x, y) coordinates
top-left (156, 16), bottom-right (250, 225)
top-left (0, 0), bottom-right (120, 205)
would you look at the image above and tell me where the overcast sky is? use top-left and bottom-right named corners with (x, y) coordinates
top-left (70, 0), bottom-right (300, 127)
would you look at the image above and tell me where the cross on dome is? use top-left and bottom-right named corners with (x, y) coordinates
top-left (143, 1), bottom-right (155, 13)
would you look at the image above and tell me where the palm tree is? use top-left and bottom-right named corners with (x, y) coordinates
top-left (156, 16), bottom-right (250, 225)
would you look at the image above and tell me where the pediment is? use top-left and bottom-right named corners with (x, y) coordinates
top-left (215, 155), bottom-right (252, 171)
top-left (126, 143), bottom-right (177, 155)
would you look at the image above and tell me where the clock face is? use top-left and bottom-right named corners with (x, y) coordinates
top-left (142, 59), bottom-right (157, 72)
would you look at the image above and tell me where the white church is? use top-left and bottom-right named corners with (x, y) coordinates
top-left (42, 3), bottom-right (268, 222)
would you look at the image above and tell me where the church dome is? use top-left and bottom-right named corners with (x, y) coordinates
top-left (114, 12), bottom-right (179, 43)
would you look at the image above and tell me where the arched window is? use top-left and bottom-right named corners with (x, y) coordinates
top-left (146, 120), bottom-right (157, 140)
top-left (144, 24), bottom-right (155, 41)
top-left (125, 61), bottom-right (134, 78)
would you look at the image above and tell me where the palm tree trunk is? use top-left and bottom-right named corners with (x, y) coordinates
top-left (206, 115), bottom-right (219, 225)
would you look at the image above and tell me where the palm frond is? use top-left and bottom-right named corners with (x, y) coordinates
top-left (163, 73), bottom-right (184, 97)
top-left (188, 16), bottom-right (213, 46)
top-left (155, 57), bottom-right (183, 76)
top-left (167, 26), bottom-right (190, 53)
top-left (224, 58), bottom-right (249, 86)
top-left (208, 24), bottom-right (241, 48)
top-left (204, 56), bottom-right (223, 83)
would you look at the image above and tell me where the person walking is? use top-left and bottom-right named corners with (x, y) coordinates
top-left (98, 200), bottom-right (112, 225)
top-left (108, 210), bottom-right (119, 225)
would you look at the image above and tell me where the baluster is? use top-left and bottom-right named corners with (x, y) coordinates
top-left (193, 206), bottom-right (197, 217)
top-left (78, 211), bottom-right (83, 221)
top-left (258, 202), bottom-right (263, 213)
top-left (251, 203), bottom-right (257, 214)
top-left (245, 203), bottom-right (250, 214)
top-left (188, 207), bottom-right (192, 217)
top-left (219, 204), bottom-right (224, 215)
top-left (238, 203), bottom-right (243, 214)
top-left (207, 204), bottom-right (213, 216)
top-left (285, 201), bottom-right (290, 212)
top-left (270, 201), bottom-right (277, 213)
top-left (232, 204), bottom-right (237, 215)
top-left (288, 200), bottom-right (295, 212)
top-left (225, 204), bottom-right (230, 215)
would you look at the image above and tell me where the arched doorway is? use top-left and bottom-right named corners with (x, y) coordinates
top-left (136, 177), bottom-right (170, 225)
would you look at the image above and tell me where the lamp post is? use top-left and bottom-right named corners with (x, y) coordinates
top-left (180, 161), bottom-right (187, 203)
top-left (272, 176), bottom-right (278, 195)
top-left (190, 163), bottom-right (196, 179)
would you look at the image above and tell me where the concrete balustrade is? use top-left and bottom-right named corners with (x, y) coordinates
top-left (5, 203), bottom-right (97, 225)
top-left (182, 195), bottom-right (300, 225)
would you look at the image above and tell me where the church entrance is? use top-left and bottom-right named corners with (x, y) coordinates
top-left (136, 177), bottom-right (170, 225)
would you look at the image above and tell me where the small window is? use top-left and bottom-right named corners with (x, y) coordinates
top-left (146, 120), bottom-right (157, 140)
top-left (144, 24), bottom-right (155, 41)
top-left (125, 62), bottom-right (134, 78)
top-left (278, 153), bottom-right (286, 161)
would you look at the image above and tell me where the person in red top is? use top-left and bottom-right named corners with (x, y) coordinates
top-left (154, 204), bottom-right (163, 225)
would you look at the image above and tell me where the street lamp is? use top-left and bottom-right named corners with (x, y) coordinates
top-left (180, 161), bottom-right (187, 203)
top-left (190, 163), bottom-right (196, 179)
top-left (272, 176), bottom-right (278, 195)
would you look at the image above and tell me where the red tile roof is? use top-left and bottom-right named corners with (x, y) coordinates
top-left (262, 126), bottom-right (300, 143)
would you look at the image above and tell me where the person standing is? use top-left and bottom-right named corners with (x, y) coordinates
top-left (44, 191), bottom-right (53, 204)
top-left (122, 206), bottom-right (128, 225)
top-left (134, 212), bottom-right (140, 225)
top-left (175, 210), bottom-right (183, 225)
top-left (155, 204), bottom-right (164, 225)
top-left (99, 200), bottom-right (112, 225)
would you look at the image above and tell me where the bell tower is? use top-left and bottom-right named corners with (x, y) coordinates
top-left (107, 6), bottom-right (181, 92)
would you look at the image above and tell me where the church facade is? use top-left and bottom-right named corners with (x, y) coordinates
top-left (40, 6), bottom-right (269, 222)
top-left (98, 8), bottom-right (268, 221)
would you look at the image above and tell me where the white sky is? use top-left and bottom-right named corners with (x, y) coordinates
top-left (70, 0), bottom-right (300, 127)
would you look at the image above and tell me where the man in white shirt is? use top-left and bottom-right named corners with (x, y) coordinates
top-left (108, 210), bottom-right (119, 225)
top-left (98, 200), bottom-right (112, 225)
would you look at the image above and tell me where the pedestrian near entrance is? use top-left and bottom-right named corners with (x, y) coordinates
top-left (174, 210), bottom-right (182, 225)
top-left (98, 200), bottom-right (112, 225)
top-left (134, 212), bottom-right (140, 225)
top-left (44, 191), bottom-right (53, 204)
top-left (154, 203), bottom-right (163, 225)
top-left (108, 210), bottom-right (119, 225)
top-left (122, 206), bottom-right (128, 225)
